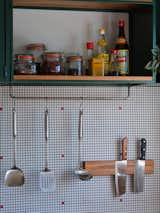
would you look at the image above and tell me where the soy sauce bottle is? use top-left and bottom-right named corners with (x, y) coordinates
top-left (115, 20), bottom-right (129, 76)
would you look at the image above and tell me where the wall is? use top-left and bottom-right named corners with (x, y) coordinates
top-left (0, 85), bottom-right (160, 213)
top-left (0, 9), bottom-right (159, 213)
top-left (13, 9), bottom-right (129, 56)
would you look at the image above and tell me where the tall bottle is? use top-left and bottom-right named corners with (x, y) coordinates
top-left (97, 28), bottom-right (109, 75)
top-left (85, 41), bottom-right (94, 75)
top-left (115, 20), bottom-right (129, 76)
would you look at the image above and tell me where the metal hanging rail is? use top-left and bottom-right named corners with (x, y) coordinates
top-left (9, 85), bottom-right (131, 101)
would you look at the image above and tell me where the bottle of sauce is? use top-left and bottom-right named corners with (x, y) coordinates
top-left (115, 20), bottom-right (129, 76)
top-left (97, 28), bottom-right (109, 75)
top-left (85, 41), bottom-right (94, 75)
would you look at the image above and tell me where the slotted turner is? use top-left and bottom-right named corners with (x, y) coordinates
top-left (40, 109), bottom-right (56, 192)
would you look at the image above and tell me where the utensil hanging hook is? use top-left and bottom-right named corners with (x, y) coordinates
top-left (13, 97), bottom-right (16, 110)
top-left (79, 97), bottom-right (83, 111)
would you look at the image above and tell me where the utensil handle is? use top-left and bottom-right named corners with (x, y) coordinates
top-left (122, 137), bottom-right (128, 160)
top-left (140, 138), bottom-right (147, 160)
top-left (45, 110), bottom-right (49, 140)
top-left (12, 108), bottom-right (17, 138)
top-left (79, 109), bottom-right (83, 140)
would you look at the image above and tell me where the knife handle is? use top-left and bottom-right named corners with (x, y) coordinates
top-left (140, 138), bottom-right (147, 160)
top-left (122, 137), bottom-right (128, 160)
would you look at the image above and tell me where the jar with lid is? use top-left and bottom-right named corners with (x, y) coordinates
top-left (25, 43), bottom-right (46, 73)
top-left (14, 54), bottom-right (37, 75)
top-left (66, 56), bottom-right (83, 75)
top-left (41, 52), bottom-right (64, 75)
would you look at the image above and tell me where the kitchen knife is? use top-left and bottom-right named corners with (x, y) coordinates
top-left (134, 138), bottom-right (147, 192)
top-left (115, 137), bottom-right (128, 196)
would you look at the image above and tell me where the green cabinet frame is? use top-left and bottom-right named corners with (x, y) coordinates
top-left (0, 0), bottom-right (5, 82)
top-left (2, 0), bottom-right (160, 85)
top-left (0, 0), bottom-right (12, 83)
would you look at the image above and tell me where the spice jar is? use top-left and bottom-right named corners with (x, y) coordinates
top-left (26, 43), bottom-right (46, 73)
top-left (66, 56), bottom-right (82, 75)
top-left (41, 52), bottom-right (64, 75)
top-left (14, 54), bottom-right (37, 75)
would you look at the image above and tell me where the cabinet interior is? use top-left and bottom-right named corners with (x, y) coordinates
top-left (12, 0), bottom-right (154, 84)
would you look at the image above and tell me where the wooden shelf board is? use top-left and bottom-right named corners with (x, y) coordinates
top-left (13, 0), bottom-right (152, 10)
top-left (13, 75), bottom-right (152, 82)
top-left (83, 160), bottom-right (154, 176)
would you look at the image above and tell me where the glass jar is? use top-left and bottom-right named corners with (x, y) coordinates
top-left (25, 43), bottom-right (46, 73)
top-left (14, 54), bottom-right (37, 75)
top-left (66, 56), bottom-right (82, 75)
top-left (41, 52), bottom-right (64, 75)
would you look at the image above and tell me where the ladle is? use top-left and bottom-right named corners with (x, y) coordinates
top-left (74, 105), bottom-right (92, 181)
top-left (4, 101), bottom-right (24, 187)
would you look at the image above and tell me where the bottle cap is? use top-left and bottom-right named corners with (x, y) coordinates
top-left (99, 28), bottom-right (105, 35)
top-left (15, 54), bottom-right (33, 60)
top-left (87, 42), bottom-right (94, 49)
top-left (111, 49), bottom-right (118, 54)
top-left (118, 20), bottom-right (125, 27)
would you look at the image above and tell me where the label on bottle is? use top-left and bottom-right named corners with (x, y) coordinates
top-left (116, 37), bottom-right (127, 45)
top-left (117, 50), bottom-right (129, 75)
top-left (98, 53), bottom-right (109, 75)
top-left (91, 58), bottom-right (104, 76)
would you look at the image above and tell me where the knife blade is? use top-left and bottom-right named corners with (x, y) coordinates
top-left (134, 138), bottom-right (147, 192)
top-left (115, 137), bottom-right (128, 196)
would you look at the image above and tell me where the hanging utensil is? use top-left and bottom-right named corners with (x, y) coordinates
top-left (74, 106), bottom-right (92, 181)
top-left (134, 138), bottom-right (147, 193)
top-left (40, 109), bottom-right (56, 192)
top-left (5, 101), bottom-right (25, 187)
top-left (115, 137), bottom-right (128, 196)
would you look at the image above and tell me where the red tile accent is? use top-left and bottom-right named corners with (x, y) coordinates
top-left (61, 154), bottom-right (65, 158)
top-left (61, 107), bottom-right (64, 111)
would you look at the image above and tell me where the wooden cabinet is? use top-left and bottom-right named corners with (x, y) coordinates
top-left (3, 0), bottom-right (160, 85)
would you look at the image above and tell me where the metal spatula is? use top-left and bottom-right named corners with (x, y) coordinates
top-left (5, 103), bottom-right (24, 187)
top-left (40, 109), bottom-right (56, 192)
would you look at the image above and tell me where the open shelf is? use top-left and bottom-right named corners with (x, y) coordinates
top-left (13, 0), bottom-right (152, 10)
top-left (13, 75), bottom-right (153, 85)
top-left (14, 75), bottom-right (152, 82)
top-left (11, 0), bottom-right (154, 85)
